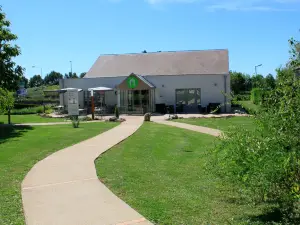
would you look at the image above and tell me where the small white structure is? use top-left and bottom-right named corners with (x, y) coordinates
top-left (59, 49), bottom-right (231, 114)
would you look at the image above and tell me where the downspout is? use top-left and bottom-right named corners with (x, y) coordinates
top-left (224, 75), bottom-right (227, 113)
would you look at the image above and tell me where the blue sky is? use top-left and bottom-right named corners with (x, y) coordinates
top-left (1, 0), bottom-right (300, 78)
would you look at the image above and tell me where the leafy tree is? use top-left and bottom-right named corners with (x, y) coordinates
top-left (29, 74), bottom-right (43, 87)
top-left (142, 50), bottom-right (147, 53)
top-left (0, 87), bottom-right (14, 112)
top-left (230, 71), bottom-right (246, 94)
top-left (44, 71), bottom-right (63, 85)
top-left (0, 6), bottom-right (24, 91)
top-left (265, 73), bottom-right (276, 89)
top-left (80, 72), bottom-right (86, 78)
top-left (64, 72), bottom-right (78, 79)
top-left (251, 74), bottom-right (265, 88)
top-left (0, 87), bottom-right (14, 123)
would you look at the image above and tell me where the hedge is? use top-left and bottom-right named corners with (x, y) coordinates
top-left (251, 88), bottom-right (263, 105)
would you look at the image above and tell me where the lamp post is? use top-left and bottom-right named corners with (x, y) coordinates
top-left (70, 61), bottom-right (72, 76)
top-left (255, 64), bottom-right (262, 75)
top-left (32, 65), bottom-right (43, 77)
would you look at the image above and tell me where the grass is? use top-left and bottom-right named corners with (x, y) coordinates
top-left (238, 100), bottom-right (260, 114)
top-left (0, 114), bottom-right (65, 124)
top-left (0, 122), bottom-right (118, 225)
top-left (176, 116), bottom-right (256, 131)
top-left (96, 122), bottom-right (268, 224)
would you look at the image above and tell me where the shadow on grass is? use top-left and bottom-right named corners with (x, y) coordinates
top-left (248, 208), bottom-right (300, 224)
top-left (0, 125), bottom-right (33, 144)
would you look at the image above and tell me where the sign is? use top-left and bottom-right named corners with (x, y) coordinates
top-left (127, 76), bottom-right (138, 89)
top-left (67, 89), bottom-right (79, 116)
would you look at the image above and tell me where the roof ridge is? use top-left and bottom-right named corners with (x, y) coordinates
top-left (99, 49), bottom-right (228, 57)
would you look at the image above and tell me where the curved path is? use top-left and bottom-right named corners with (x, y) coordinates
top-left (22, 116), bottom-right (152, 225)
top-left (21, 115), bottom-right (222, 225)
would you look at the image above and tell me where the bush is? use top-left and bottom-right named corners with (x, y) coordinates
top-left (251, 88), bottom-right (263, 104)
top-left (5, 105), bottom-right (53, 115)
top-left (71, 116), bottom-right (80, 128)
top-left (211, 68), bottom-right (300, 222)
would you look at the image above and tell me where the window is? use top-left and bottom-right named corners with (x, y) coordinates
top-left (176, 88), bottom-right (201, 106)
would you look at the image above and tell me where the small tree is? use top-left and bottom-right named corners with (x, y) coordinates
top-left (0, 88), bottom-right (14, 123)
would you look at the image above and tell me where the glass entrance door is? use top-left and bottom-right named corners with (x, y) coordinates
top-left (126, 90), bottom-right (150, 113)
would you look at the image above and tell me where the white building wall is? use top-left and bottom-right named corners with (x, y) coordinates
top-left (145, 74), bottom-right (231, 112)
top-left (60, 74), bottom-right (231, 113)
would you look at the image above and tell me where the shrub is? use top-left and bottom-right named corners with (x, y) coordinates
top-left (5, 105), bottom-right (53, 115)
top-left (144, 113), bottom-right (151, 121)
top-left (71, 116), bottom-right (80, 128)
top-left (251, 88), bottom-right (263, 105)
top-left (211, 68), bottom-right (300, 222)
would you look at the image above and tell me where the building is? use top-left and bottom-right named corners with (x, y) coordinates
top-left (59, 49), bottom-right (231, 114)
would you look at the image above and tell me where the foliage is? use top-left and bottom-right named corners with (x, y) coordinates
top-left (29, 75), bottom-right (43, 87)
top-left (265, 73), bottom-right (276, 89)
top-left (80, 72), bottom-right (86, 78)
top-left (4, 105), bottom-right (53, 115)
top-left (44, 71), bottom-right (63, 85)
top-left (71, 116), bottom-right (80, 128)
top-left (230, 71), bottom-right (247, 94)
top-left (0, 6), bottom-right (24, 91)
top-left (114, 105), bottom-right (119, 118)
top-left (251, 88), bottom-right (263, 105)
top-left (212, 36), bottom-right (300, 222)
top-left (251, 74), bottom-right (265, 88)
top-left (64, 72), bottom-right (78, 79)
top-left (0, 87), bottom-right (14, 113)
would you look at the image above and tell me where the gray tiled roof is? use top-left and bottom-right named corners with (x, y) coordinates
top-left (85, 49), bottom-right (229, 78)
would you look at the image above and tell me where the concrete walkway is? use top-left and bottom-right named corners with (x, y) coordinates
top-left (152, 116), bottom-right (221, 137)
top-left (22, 116), bottom-right (152, 225)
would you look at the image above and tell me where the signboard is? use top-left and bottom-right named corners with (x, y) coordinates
top-left (67, 89), bottom-right (79, 116)
top-left (127, 76), bottom-right (138, 89)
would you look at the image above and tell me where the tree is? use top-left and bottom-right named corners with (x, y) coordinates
top-left (251, 74), bottom-right (265, 88)
top-left (0, 87), bottom-right (14, 123)
top-left (80, 72), bottom-right (86, 78)
top-left (265, 73), bottom-right (276, 89)
top-left (44, 71), bottom-right (63, 85)
top-left (0, 6), bottom-right (24, 91)
top-left (64, 72), bottom-right (78, 79)
top-left (230, 71), bottom-right (246, 94)
top-left (29, 74), bottom-right (43, 87)
top-left (142, 50), bottom-right (147, 53)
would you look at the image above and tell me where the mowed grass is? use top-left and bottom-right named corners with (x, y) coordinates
top-left (0, 122), bottom-right (118, 225)
top-left (96, 122), bottom-right (267, 224)
top-left (176, 116), bottom-right (256, 131)
top-left (0, 114), bottom-right (65, 124)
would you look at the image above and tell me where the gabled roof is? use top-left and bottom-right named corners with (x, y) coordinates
top-left (85, 49), bottom-right (229, 78)
top-left (116, 73), bottom-right (155, 90)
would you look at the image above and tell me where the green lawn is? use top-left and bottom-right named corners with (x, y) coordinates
top-left (0, 122), bottom-right (118, 225)
top-left (0, 114), bottom-right (65, 124)
top-left (238, 100), bottom-right (260, 113)
top-left (176, 116), bottom-right (256, 131)
top-left (96, 122), bottom-right (268, 224)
